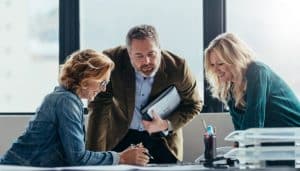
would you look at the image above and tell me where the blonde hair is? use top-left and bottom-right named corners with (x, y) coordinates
top-left (204, 33), bottom-right (254, 108)
top-left (59, 49), bottom-right (114, 95)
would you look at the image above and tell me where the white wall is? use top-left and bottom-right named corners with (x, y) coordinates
top-left (0, 113), bottom-right (234, 162)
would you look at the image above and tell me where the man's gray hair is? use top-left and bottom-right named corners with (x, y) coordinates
top-left (126, 24), bottom-right (160, 48)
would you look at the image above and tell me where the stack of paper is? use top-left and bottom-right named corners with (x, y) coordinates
top-left (224, 128), bottom-right (300, 169)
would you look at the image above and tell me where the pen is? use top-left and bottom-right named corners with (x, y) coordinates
top-left (201, 118), bottom-right (207, 130)
top-left (144, 152), bottom-right (154, 160)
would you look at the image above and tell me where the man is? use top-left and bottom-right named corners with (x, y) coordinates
top-left (87, 24), bottom-right (203, 163)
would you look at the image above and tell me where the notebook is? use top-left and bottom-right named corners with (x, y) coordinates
top-left (141, 86), bottom-right (181, 121)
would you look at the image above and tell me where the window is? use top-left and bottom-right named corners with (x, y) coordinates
top-left (227, 0), bottom-right (300, 98)
top-left (0, 0), bottom-right (59, 112)
top-left (80, 0), bottom-right (204, 98)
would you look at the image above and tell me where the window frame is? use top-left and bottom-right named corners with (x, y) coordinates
top-left (202, 0), bottom-right (226, 112)
top-left (59, 0), bottom-right (80, 65)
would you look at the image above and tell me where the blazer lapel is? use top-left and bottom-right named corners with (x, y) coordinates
top-left (149, 57), bottom-right (168, 100)
top-left (124, 63), bottom-right (136, 122)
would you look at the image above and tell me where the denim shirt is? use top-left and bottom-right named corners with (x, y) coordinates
top-left (0, 86), bottom-right (119, 167)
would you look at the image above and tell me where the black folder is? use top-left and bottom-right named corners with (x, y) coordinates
top-left (141, 86), bottom-right (181, 121)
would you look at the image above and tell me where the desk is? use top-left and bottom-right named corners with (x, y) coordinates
top-left (0, 164), bottom-right (299, 171)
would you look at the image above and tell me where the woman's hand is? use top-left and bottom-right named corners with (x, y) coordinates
top-left (119, 145), bottom-right (149, 166)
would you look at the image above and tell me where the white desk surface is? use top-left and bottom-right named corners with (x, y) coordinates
top-left (1, 164), bottom-right (299, 171)
top-left (0, 164), bottom-right (207, 171)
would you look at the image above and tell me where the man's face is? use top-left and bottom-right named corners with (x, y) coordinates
top-left (128, 38), bottom-right (161, 77)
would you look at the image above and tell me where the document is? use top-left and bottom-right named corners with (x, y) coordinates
top-left (141, 86), bottom-right (181, 121)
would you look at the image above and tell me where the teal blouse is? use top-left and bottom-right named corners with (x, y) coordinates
top-left (228, 61), bottom-right (300, 130)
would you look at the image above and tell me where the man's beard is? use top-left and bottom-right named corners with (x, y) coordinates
top-left (138, 64), bottom-right (157, 77)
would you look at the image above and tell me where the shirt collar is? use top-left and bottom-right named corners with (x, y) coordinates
top-left (134, 70), bottom-right (156, 80)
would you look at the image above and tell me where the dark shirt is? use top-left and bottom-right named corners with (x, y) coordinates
top-left (229, 61), bottom-right (300, 130)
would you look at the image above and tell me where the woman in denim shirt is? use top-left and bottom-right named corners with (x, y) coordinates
top-left (0, 49), bottom-right (149, 167)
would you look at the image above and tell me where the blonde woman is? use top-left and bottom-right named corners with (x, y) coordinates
top-left (204, 33), bottom-right (300, 130)
top-left (0, 49), bottom-right (149, 167)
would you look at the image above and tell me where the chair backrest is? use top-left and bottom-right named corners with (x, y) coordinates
top-left (182, 113), bottom-right (234, 162)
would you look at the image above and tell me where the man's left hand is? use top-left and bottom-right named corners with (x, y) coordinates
top-left (142, 110), bottom-right (168, 134)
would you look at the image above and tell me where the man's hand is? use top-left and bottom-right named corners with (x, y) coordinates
top-left (119, 146), bottom-right (149, 166)
top-left (142, 110), bottom-right (168, 134)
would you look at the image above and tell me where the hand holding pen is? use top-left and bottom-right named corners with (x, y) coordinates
top-left (131, 142), bottom-right (154, 160)
top-left (119, 143), bottom-right (150, 166)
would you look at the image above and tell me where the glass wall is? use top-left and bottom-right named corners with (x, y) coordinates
top-left (80, 0), bottom-right (204, 98)
top-left (0, 0), bottom-right (59, 112)
top-left (227, 0), bottom-right (300, 98)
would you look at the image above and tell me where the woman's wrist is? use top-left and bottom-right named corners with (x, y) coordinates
top-left (118, 152), bottom-right (125, 164)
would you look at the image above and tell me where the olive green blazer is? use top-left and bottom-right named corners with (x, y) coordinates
top-left (86, 46), bottom-right (203, 160)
